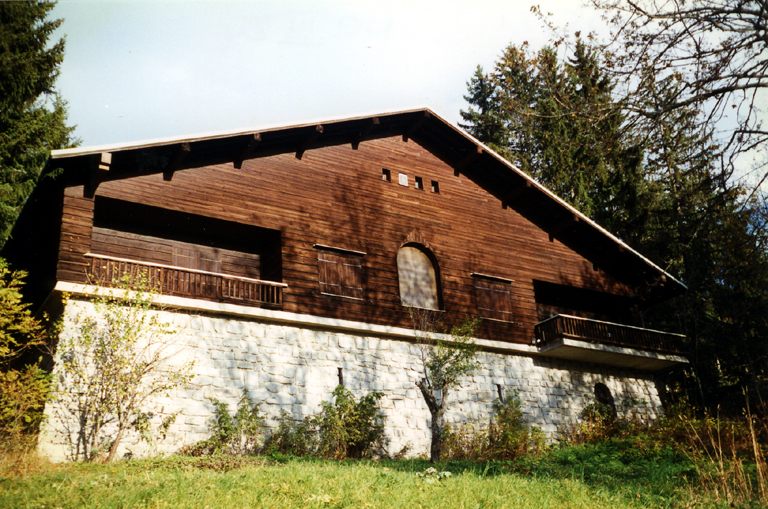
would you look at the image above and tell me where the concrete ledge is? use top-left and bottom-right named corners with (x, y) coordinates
top-left (53, 281), bottom-right (540, 356)
top-left (537, 337), bottom-right (689, 371)
top-left (54, 282), bottom-right (688, 371)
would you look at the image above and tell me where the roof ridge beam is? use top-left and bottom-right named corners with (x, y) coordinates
top-left (402, 110), bottom-right (431, 142)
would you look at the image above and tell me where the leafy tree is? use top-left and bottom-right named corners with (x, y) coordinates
top-left (0, 258), bottom-right (50, 440)
top-left (0, 0), bottom-right (75, 247)
top-left (411, 310), bottom-right (478, 462)
top-left (590, 0), bottom-right (768, 196)
top-left (638, 74), bottom-right (768, 406)
top-left (461, 35), bottom-right (768, 412)
top-left (53, 276), bottom-right (193, 462)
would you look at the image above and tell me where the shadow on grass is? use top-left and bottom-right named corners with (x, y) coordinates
top-left (263, 437), bottom-right (697, 486)
top-left (252, 438), bottom-right (697, 504)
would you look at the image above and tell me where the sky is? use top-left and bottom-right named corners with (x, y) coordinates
top-left (52, 0), bottom-right (607, 147)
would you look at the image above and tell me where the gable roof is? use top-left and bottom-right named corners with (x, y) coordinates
top-left (46, 107), bottom-right (686, 297)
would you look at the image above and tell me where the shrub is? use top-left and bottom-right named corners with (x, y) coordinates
top-left (0, 258), bottom-right (51, 442)
top-left (182, 390), bottom-right (264, 456)
top-left (262, 386), bottom-right (387, 459)
top-left (561, 402), bottom-right (621, 444)
top-left (443, 395), bottom-right (545, 461)
top-left (487, 396), bottom-right (546, 459)
top-left (54, 275), bottom-right (194, 462)
top-left (313, 385), bottom-right (386, 459)
top-left (262, 411), bottom-right (317, 457)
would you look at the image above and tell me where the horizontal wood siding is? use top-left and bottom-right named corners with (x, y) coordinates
top-left (57, 187), bottom-right (93, 283)
top-left (91, 227), bottom-right (261, 279)
top-left (57, 136), bottom-right (636, 344)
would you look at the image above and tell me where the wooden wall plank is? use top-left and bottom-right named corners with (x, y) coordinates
top-left (58, 136), bottom-right (638, 345)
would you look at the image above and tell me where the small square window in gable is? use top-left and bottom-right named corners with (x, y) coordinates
top-left (472, 273), bottom-right (515, 322)
top-left (431, 180), bottom-right (440, 193)
top-left (398, 173), bottom-right (408, 186)
top-left (415, 176), bottom-right (424, 190)
top-left (382, 168), bottom-right (391, 182)
top-left (315, 245), bottom-right (365, 300)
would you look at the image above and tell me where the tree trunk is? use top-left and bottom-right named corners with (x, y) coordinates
top-left (417, 378), bottom-right (447, 463)
top-left (105, 424), bottom-right (126, 463)
top-left (429, 405), bottom-right (445, 462)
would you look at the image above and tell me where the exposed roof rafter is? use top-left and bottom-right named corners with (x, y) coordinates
top-left (163, 142), bottom-right (191, 181)
top-left (296, 125), bottom-right (324, 160)
top-left (233, 133), bottom-right (262, 169)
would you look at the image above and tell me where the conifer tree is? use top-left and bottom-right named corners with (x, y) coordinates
top-left (0, 0), bottom-right (75, 247)
top-left (460, 39), bottom-right (649, 242)
top-left (460, 38), bottom-right (768, 411)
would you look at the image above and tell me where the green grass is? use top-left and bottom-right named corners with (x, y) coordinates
top-left (0, 442), bottom-right (717, 509)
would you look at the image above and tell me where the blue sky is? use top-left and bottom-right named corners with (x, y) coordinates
top-left (52, 0), bottom-right (604, 146)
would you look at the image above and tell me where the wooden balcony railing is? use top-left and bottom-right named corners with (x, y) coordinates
top-left (86, 253), bottom-right (285, 308)
top-left (533, 314), bottom-right (686, 355)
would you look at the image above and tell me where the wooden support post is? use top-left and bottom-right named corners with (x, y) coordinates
top-left (84, 171), bottom-right (98, 198)
top-left (233, 133), bottom-right (262, 169)
top-left (296, 124), bottom-right (324, 160)
top-left (163, 142), bottom-right (191, 181)
top-left (85, 154), bottom-right (109, 197)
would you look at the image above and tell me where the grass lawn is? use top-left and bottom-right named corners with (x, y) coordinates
top-left (0, 440), bottom-right (711, 509)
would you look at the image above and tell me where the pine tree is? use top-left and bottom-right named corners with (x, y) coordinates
top-left (459, 66), bottom-right (507, 154)
top-left (638, 74), bottom-right (768, 408)
top-left (0, 0), bottom-right (75, 247)
top-left (461, 38), bottom-right (768, 411)
top-left (460, 39), bottom-right (649, 242)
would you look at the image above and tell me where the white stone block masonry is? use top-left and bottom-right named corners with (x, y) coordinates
top-left (38, 298), bottom-right (662, 461)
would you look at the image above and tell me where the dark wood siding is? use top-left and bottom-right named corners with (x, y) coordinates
top-left (91, 227), bottom-right (261, 279)
top-left (56, 135), bottom-right (636, 344)
top-left (57, 187), bottom-right (93, 284)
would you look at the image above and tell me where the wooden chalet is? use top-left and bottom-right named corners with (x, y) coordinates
top-left (6, 108), bottom-right (687, 371)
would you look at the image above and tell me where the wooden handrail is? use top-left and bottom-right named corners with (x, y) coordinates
top-left (534, 314), bottom-right (686, 355)
top-left (87, 253), bottom-right (285, 307)
top-left (85, 252), bottom-right (287, 287)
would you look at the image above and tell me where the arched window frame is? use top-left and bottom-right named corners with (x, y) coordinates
top-left (396, 243), bottom-right (442, 311)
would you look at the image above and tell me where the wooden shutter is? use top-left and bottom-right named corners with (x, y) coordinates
top-left (318, 249), bottom-right (364, 299)
top-left (473, 275), bottom-right (515, 321)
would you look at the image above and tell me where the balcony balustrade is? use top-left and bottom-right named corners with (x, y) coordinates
top-left (86, 253), bottom-right (285, 308)
top-left (533, 313), bottom-right (687, 370)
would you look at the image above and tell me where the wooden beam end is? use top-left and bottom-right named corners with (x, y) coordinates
top-left (98, 152), bottom-right (112, 172)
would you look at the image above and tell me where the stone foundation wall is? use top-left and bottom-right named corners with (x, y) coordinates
top-left (39, 298), bottom-right (663, 461)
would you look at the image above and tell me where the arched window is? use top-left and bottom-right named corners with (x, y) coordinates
top-left (397, 244), bottom-right (440, 310)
